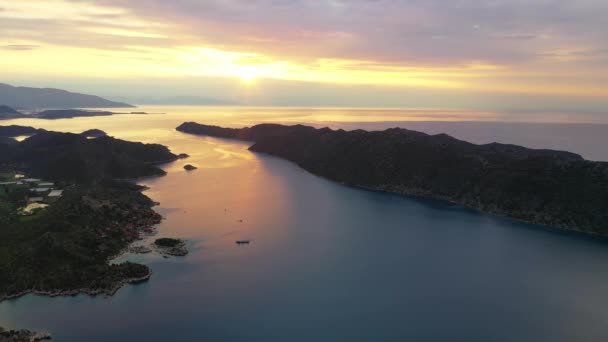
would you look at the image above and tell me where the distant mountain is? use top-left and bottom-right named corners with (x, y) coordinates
top-left (177, 122), bottom-right (608, 236)
top-left (0, 105), bottom-right (26, 119)
top-left (0, 83), bottom-right (133, 109)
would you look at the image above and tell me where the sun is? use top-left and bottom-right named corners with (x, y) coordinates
top-left (236, 66), bottom-right (257, 83)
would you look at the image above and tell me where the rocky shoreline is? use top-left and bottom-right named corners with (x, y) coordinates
top-left (0, 327), bottom-right (51, 341)
top-left (0, 271), bottom-right (151, 303)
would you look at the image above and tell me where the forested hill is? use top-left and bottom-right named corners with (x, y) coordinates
top-left (177, 122), bottom-right (608, 236)
top-left (0, 128), bottom-right (177, 181)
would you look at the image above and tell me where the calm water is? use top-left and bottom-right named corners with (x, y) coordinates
top-left (2, 107), bottom-right (608, 341)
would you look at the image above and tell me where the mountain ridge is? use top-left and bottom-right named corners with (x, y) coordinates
top-left (0, 83), bottom-right (133, 109)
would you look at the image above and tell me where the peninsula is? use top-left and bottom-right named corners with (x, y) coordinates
top-left (0, 126), bottom-right (178, 301)
top-left (176, 122), bottom-right (608, 236)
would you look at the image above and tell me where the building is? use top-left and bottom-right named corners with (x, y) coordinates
top-left (48, 190), bottom-right (64, 198)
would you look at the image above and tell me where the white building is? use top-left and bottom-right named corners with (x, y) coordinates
top-left (48, 190), bottom-right (64, 197)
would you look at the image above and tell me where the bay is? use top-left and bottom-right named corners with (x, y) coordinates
top-left (2, 106), bottom-right (608, 341)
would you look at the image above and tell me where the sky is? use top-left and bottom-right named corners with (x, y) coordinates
top-left (1, 0), bottom-right (607, 111)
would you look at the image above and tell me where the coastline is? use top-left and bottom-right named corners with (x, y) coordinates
top-left (175, 122), bottom-right (608, 237)
top-left (0, 271), bottom-right (151, 302)
top-left (350, 183), bottom-right (608, 238)
top-left (0, 178), bottom-right (167, 303)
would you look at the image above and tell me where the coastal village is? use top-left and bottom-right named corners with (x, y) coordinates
top-left (0, 172), bottom-right (64, 215)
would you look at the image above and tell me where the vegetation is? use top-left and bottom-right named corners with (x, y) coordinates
top-left (154, 238), bottom-right (182, 248)
top-left (1, 130), bottom-right (176, 182)
top-left (0, 325), bottom-right (51, 341)
top-left (178, 122), bottom-right (608, 235)
top-left (153, 238), bottom-right (188, 256)
top-left (0, 127), bottom-right (178, 300)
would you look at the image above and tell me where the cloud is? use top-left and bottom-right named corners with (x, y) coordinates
top-left (492, 34), bottom-right (538, 40)
top-left (3, 0), bottom-right (608, 67)
top-left (80, 0), bottom-right (608, 67)
top-left (0, 0), bottom-right (607, 104)
top-left (1, 44), bottom-right (40, 50)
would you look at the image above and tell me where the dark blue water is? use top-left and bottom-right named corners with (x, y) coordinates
top-left (2, 125), bottom-right (608, 341)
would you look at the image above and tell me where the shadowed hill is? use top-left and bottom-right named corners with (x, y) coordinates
top-left (0, 129), bottom-right (177, 181)
top-left (0, 105), bottom-right (26, 119)
top-left (177, 122), bottom-right (608, 235)
top-left (0, 125), bottom-right (40, 137)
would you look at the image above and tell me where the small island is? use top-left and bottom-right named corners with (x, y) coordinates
top-left (153, 238), bottom-right (188, 256)
top-left (183, 164), bottom-right (198, 171)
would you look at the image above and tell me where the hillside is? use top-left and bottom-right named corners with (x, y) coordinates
top-left (0, 83), bottom-right (133, 109)
top-left (0, 125), bottom-right (40, 137)
top-left (0, 128), bottom-right (177, 301)
top-left (177, 122), bottom-right (608, 235)
top-left (0, 105), bottom-right (26, 119)
top-left (1, 130), bottom-right (177, 181)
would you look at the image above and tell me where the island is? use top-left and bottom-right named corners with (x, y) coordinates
top-left (0, 126), bottom-right (178, 302)
top-left (153, 238), bottom-right (188, 256)
top-left (183, 164), bottom-right (198, 171)
top-left (176, 122), bottom-right (608, 236)
top-left (34, 109), bottom-right (114, 119)
top-left (0, 107), bottom-right (151, 121)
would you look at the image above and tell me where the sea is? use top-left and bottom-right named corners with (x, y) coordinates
top-left (2, 106), bottom-right (608, 341)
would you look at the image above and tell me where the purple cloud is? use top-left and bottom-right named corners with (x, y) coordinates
top-left (78, 0), bottom-right (608, 67)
